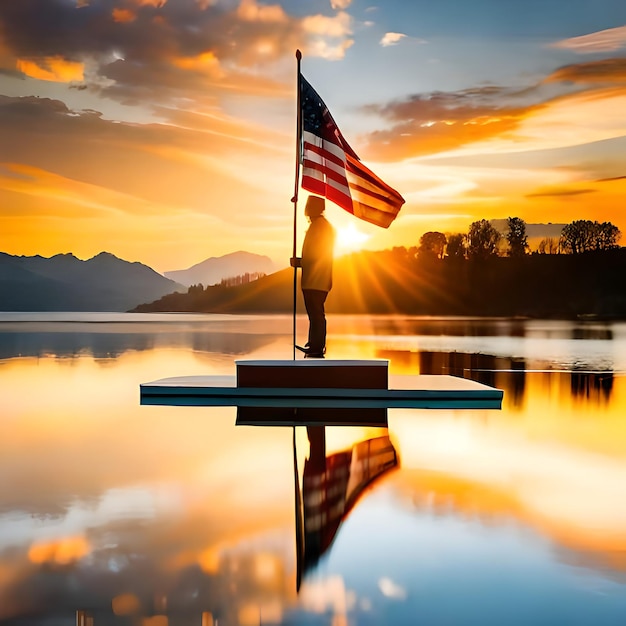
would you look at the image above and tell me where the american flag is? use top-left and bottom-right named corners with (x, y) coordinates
top-left (300, 74), bottom-right (405, 228)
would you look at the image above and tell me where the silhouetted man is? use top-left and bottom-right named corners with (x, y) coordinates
top-left (291, 195), bottom-right (335, 358)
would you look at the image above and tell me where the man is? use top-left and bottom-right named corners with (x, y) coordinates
top-left (291, 195), bottom-right (335, 358)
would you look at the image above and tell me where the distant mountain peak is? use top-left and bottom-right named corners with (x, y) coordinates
top-left (165, 251), bottom-right (276, 287)
top-left (50, 252), bottom-right (77, 259)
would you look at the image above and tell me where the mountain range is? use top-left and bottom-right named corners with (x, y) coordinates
top-left (0, 252), bottom-right (184, 311)
top-left (164, 251), bottom-right (276, 287)
top-left (132, 248), bottom-right (626, 319)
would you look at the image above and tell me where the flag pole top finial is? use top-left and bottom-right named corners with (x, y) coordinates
top-left (296, 49), bottom-right (302, 60)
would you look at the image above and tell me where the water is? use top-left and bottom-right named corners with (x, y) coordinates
top-left (1, 313), bottom-right (625, 625)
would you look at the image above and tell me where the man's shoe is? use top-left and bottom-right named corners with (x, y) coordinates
top-left (297, 344), bottom-right (326, 358)
top-left (304, 345), bottom-right (326, 358)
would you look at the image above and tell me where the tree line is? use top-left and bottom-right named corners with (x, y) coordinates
top-left (418, 218), bottom-right (621, 260)
top-left (185, 271), bottom-right (267, 294)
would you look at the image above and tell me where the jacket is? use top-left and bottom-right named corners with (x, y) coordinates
top-left (301, 216), bottom-right (335, 292)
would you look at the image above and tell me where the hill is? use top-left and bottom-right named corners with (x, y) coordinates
top-left (0, 252), bottom-right (185, 311)
top-left (164, 251), bottom-right (276, 287)
top-left (132, 248), bottom-right (626, 319)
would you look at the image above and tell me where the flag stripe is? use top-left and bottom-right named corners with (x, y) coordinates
top-left (302, 151), bottom-right (348, 187)
top-left (345, 154), bottom-right (405, 205)
top-left (302, 170), bottom-right (353, 212)
top-left (303, 131), bottom-right (346, 165)
top-left (302, 159), bottom-right (350, 196)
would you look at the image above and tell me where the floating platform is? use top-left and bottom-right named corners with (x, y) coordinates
top-left (140, 359), bottom-right (503, 410)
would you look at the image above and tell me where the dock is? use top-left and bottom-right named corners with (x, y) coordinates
top-left (140, 359), bottom-right (503, 410)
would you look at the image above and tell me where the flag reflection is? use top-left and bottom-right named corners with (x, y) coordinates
top-left (238, 404), bottom-right (399, 592)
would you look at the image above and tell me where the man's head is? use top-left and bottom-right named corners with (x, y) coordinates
top-left (304, 195), bottom-right (325, 218)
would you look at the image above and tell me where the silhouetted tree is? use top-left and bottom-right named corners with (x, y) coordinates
top-left (446, 233), bottom-right (466, 259)
top-left (506, 217), bottom-right (528, 257)
top-left (467, 220), bottom-right (501, 259)
top-left (418, 231), bottom-right (447, 259)
top-left (187, 283), bottom-right (204, 294)
top-left (561, 220), bottom-right (621, 253)
top-left (537, 237), bottom-right (560, 254)
top-left (596, 221), bottom-right (621, 250)
top-left (220, 272), bottom-right (266, 287)
top-left (561, 220), bottom-right (594, 254)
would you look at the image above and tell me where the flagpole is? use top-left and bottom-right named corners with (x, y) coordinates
top-left (291, 49), bottom-right (302, 360)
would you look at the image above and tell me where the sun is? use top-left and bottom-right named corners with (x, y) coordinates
top-left (336, 223), bottom-right (371, 251)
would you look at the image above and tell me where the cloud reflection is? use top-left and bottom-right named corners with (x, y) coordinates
top-left (2, 316), bottom-right (626, 622)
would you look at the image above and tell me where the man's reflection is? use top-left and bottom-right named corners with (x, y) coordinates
top-left (296, 423), bottom-right (398, 591)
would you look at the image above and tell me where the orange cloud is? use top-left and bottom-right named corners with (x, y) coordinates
top-left (545, 57), bottom-right (626, 84)
top-left (16, 56), bottom-right (84, 82)
top-left (365, 110), bottom-right (530, 161)
top-left (112, 7), bottom-right (136, 22)
top-left (237, 0), bottom-right (288, 23)
top-left (525, 187), bottom-right (596, 198)
top-left (173, 51), bottom-right (224, 78)
top-left (302, 11), bottom-right (352, 37)
top-left (112, 593), bottom-right (141, 615)
top-left (2, 0), bottom-right (355, 106)
top-left (301, 11), bottom-right (354, 60)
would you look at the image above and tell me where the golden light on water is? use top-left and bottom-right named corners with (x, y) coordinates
top-left (28, 536), bottom-right (90, 565)
top-left (2, 316), bottom-right (626, 621)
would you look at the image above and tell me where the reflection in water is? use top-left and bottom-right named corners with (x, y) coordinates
top-left (0, 314), bottom-right (295, 359)
top-left (238, 404), bottom-right (399, 592)
top-left (382, 348), bottom-right (619, 409)
top-left (572, 325), bottom-right (613, 341)
top-left (2, 314), bottom-right (626, 624)
top-left (295, 425), bottom-right (398, 590)
top-left (335, 316), bottom-right (529, 338)
top-left (570, 370), bottom-right (614, 402)
top-left (380, 349), bottom-right (528, 408)
top-left (237, 407), bottom-right (388, 427)
top-left (0, 329), bottom-right (275, 359)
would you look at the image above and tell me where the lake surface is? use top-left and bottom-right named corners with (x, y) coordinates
top-left (1, 312), bottom-right (626, 625)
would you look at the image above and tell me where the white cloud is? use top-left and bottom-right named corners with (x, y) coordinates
top-left (378, 577), bottom-right (407, 599)
top-left (306, 37), bottom-right (354, 60)
top-left (551, 24), bottom-right (626, 53)
top-left (330, 0), bottom-right (352, 8)
top-left (380, 32), bottom-right (406, 47)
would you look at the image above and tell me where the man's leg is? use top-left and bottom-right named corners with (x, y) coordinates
top-left (303, 289), bottom-right (328, 355)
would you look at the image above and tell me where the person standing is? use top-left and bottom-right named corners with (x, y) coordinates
top-left (291, 195), bottom-right (335, 358)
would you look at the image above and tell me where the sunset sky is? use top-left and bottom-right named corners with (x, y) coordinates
top-left (2, 0), bottom-right (626, 273)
